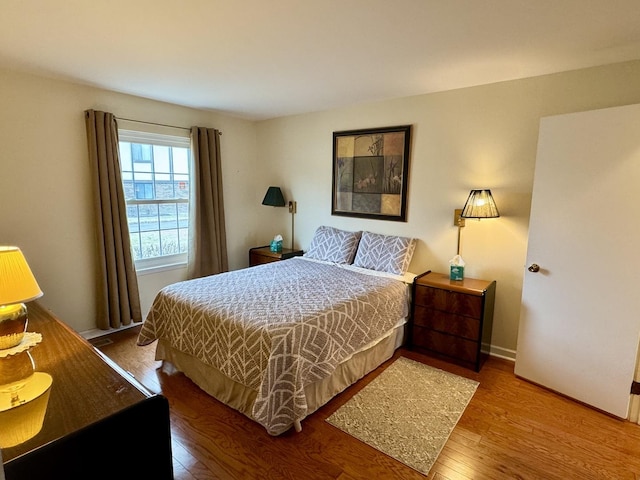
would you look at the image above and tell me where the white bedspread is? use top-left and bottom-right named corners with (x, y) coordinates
top-left (137, 257), bottom-right (410, 435)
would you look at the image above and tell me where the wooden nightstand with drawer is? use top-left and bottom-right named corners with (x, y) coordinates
top-left (410, 271), bottom-right (496, 371)
top-left (249, 246), bottom-right (304, 266)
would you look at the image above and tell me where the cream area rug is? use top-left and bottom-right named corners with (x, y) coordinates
top-left (326, 356), bottom-right (479, 476)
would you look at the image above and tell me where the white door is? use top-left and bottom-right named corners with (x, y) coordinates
top-left (514, 103), bottom-right (640, 418)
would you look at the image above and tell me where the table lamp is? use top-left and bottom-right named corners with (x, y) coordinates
top-left (0, 247), bottom-right (43, 350)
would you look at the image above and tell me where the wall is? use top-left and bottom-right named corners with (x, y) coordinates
top-left (0, 68), bottom-right (257, 332)
top-left (3, 60), bottom-right (640, 355)
top-left (255, 60), bottom-right (640, 358)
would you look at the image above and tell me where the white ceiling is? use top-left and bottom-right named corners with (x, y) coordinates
top-left (2, 1), bottom-right (640, 120)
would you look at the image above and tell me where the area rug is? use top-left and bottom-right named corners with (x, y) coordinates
top-left (326, 356), bottom-right (479, 476)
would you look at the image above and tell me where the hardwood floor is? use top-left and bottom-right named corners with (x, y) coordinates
top-left (94, 327), bottom-right (640, 479)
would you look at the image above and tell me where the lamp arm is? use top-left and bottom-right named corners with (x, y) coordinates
top-left (288, 201), bottom-right (297, 250)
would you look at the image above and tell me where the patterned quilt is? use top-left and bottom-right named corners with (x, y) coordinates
top-left (137, 257), bottom-right (410, 435)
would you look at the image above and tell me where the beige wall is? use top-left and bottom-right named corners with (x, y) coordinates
top-left (255, 60), bottom-right (640, 358)
top-left (0, 68), bottom-right (257, 332)
top-left (3, 60), bottom-right (640, 357)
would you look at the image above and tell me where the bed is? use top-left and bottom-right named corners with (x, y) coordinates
top-left (137, 227), bottom-right (417, 435)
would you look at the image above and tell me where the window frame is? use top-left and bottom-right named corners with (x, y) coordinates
top-left (118, 128), bottom-right (192, 273)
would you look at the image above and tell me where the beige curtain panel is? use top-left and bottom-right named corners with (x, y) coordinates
top-left (84, 109), bottom-right (141, 329)
top-left (188, 127), bottom-right (228, 279)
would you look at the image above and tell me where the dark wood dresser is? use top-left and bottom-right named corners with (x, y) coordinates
top-left (0, 302), bottom-right (173, 480)
top-left (410, 271), bottom-right (496, 371)
top-left (249, 245), bottom-right (304, 266)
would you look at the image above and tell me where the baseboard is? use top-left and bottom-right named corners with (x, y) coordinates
top-left (80, 321), bottom-right (142, 340)
top-left (489, 344), bottom-right (516, 362)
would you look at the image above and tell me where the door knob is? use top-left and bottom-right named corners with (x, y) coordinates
top-left (528, 263), bottom-right (540, 272)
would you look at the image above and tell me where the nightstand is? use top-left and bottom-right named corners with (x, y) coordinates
top-left (410, 271), bottom-right (496, 371)
top-left (249, 246), bottom-right (304, 266)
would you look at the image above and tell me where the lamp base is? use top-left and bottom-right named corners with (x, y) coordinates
top-left (0, 303), bottom-right (28, 350)
top-left (0, 351), bottom-right (35, 408)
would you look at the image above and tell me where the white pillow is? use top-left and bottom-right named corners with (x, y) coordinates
top-left (303, 226), bottom-right (362, 264)
top-left (353, 231), bottom-right (416, 275)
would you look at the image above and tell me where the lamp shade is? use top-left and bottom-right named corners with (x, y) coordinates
top-left (261, 186), bottom-right (286, 207)
top-left (0, 372), bottom-right (53, 448)
top-left (460, 189), bottom-right (500, 219)
top-left (0, 247), bottom-right (42, 306)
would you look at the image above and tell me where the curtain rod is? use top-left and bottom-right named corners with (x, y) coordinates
top-left (116, 116), bottom-right (222, 135)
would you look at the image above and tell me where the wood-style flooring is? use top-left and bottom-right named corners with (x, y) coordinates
top-left (94, 327), bottom-right (640, 479)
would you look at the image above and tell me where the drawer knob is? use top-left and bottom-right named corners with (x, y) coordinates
top-left (528, 263), bottom-right (540, 272)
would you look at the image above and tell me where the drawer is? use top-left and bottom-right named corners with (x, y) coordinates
top-left (414, 285), bottom-right (483, 318)
top-left (412, 326), bottom-right (478, 364)
top-left (250, 253), bottom-right (279, 266)
top-left (413, 305), bottom-right (480, 341)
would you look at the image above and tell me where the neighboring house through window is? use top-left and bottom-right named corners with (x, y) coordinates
top-left (118, 129), bottom-right (191, 271)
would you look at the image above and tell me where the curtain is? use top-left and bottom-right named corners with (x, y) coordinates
top-left (85, 109), bottom-right (141, 329)
top-left (188, 127), bottom-right (228, 278)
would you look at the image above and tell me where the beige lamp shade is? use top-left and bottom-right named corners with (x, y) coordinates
top-left (0, 372), bottom-right (52, 448)
top-left (0, 247), bottom-right (43, 306)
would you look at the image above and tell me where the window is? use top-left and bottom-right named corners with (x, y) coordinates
top-left (119, 129), bottom-right (191, 271)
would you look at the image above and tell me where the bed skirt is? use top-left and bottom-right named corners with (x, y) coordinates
top-left (156, 321), bottom-right (406, 433)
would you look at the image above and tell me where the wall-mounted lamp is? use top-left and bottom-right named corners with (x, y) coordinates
top-left (454, 189), bottom-right (500, 255)
top-left (261, 186), bottom-right (297, 250)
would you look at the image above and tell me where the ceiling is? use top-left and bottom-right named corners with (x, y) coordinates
top-left (2, 1), bottom-right (640, 120)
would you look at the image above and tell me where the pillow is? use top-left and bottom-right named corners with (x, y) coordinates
top-left (353, 231), bottom-right (416, 275)
top-left (303, 226), bottom-right (362, 264)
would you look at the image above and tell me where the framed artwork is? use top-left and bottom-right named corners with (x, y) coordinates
top-left (332, 125), bottom-right (411, 221)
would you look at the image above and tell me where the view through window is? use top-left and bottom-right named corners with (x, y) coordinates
top-left (118, 129), bottom-right (191, 269)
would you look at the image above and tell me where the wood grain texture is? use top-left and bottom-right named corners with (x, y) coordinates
top-left (2, 303), bottom-right (150, 462)
top-left (2, 303), bottom-right (172, 480)
top-left (97, 326), bottom-right (640, 480)
top-left (249, 246), bottom-right (304, 266)
top-left (412, 274), bottom-right (495, 372)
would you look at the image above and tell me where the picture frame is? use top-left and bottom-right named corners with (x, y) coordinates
top-left (332, 125), bottom-right (411, 221)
